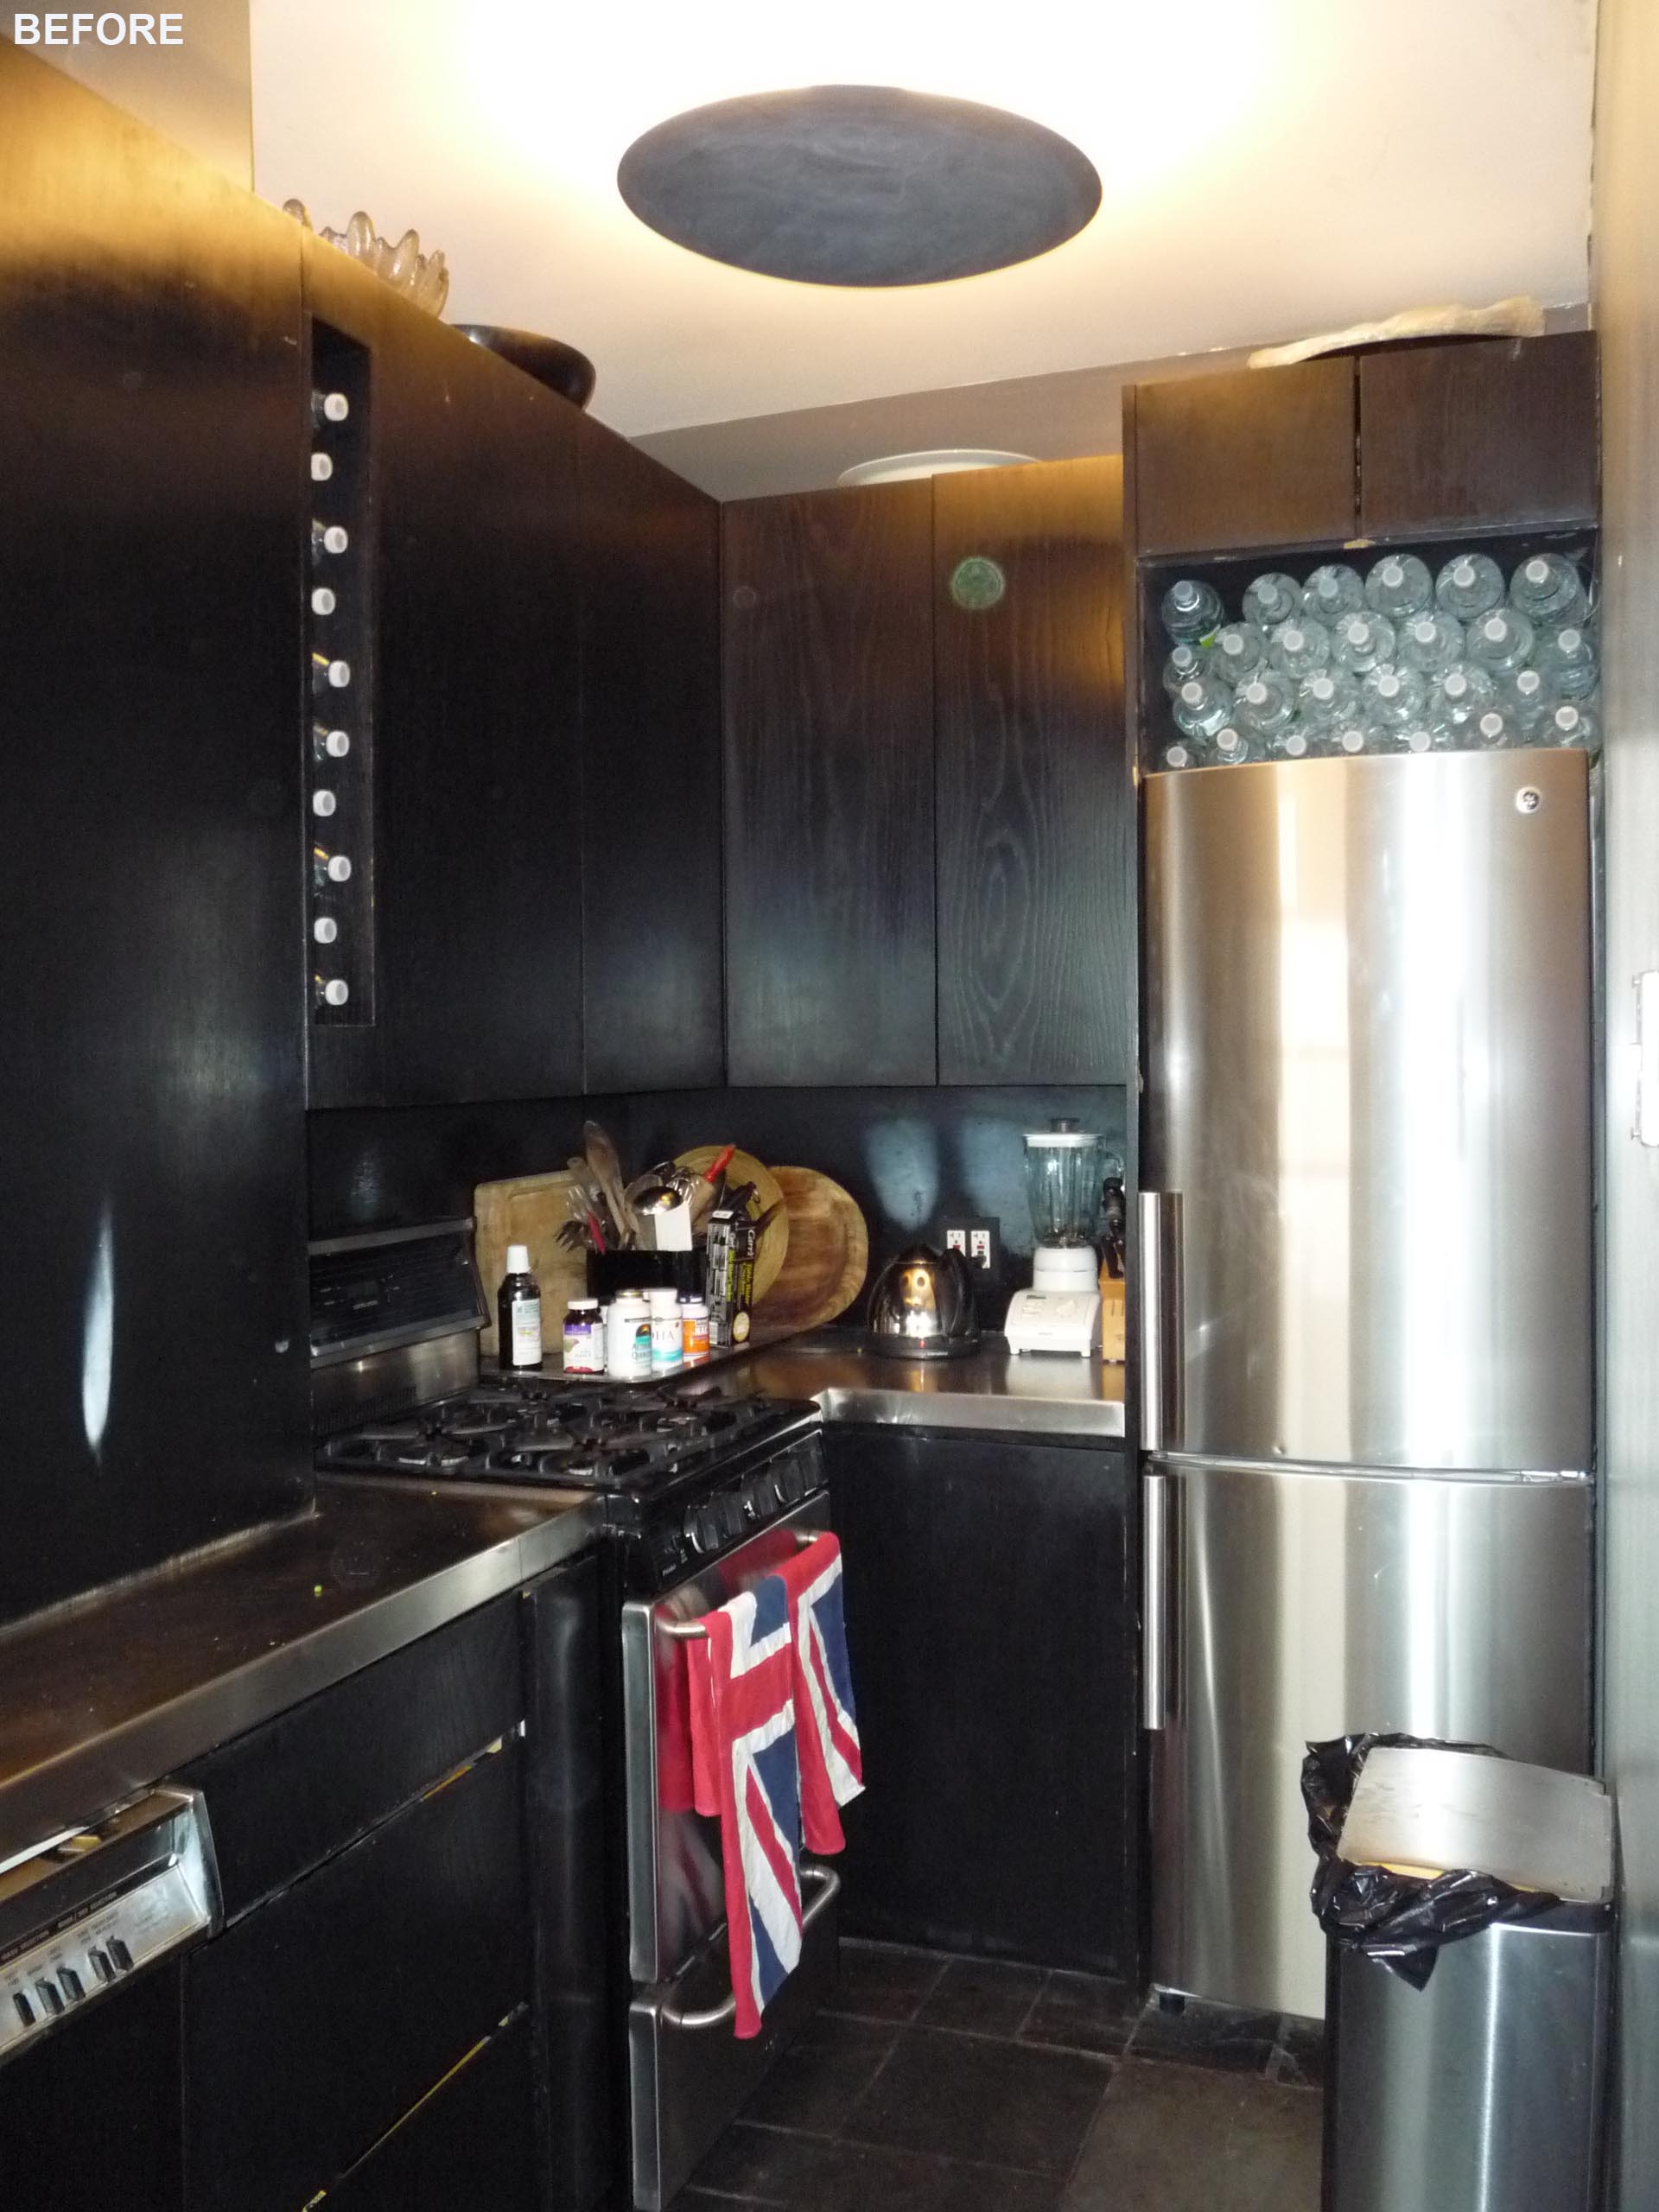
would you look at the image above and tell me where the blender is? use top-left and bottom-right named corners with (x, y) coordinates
top-left (1005, 1122), bottom-right (1104, 1356)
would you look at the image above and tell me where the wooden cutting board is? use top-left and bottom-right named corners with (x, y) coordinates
top-left (754, 1168), bottom-right (869, 1332)
top-left (474, 1171), bottom-right (590, 1359)
top-left (673, 1146), bottom-right (789, 1302)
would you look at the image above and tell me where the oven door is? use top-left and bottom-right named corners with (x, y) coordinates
top-left (620, 1493), bottom-right (830, 1987)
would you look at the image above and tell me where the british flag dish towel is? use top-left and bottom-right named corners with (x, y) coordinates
top-left (689, 1575), bottom-right (804, 2038)
top-left (779, 1533), bottom-right (864, 1853)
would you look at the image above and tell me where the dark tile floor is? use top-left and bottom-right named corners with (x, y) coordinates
top-left (667, 1942), bottom-right (1324, 2211)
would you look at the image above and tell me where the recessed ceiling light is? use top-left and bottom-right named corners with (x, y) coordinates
top-left (617, 84), bottom-right (1101, 288)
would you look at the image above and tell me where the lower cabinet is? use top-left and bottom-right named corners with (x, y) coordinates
top-left (827, 1427), bottom-right (1138, 1979)
top-left (327, 2009), bottom-right (539, 2211)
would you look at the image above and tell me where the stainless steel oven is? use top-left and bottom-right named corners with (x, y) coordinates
top-left (622, 1497), bottom-right (841, 2211)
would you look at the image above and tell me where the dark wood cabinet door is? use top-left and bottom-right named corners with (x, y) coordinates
top-left (578, 417), bottom-right (723, 1090)
top-left (1358, 332), bottom-right (1599, 535)
top-left (302, 241), bottom-right (583, 1107)
top-left (183, 1740), bottom-right (528, 2212)
top-left (1129, 359), bottom-right (1357, 554)
top-left (328, 2012), bottom-right (538, 2212)
top-left (935, 458), bottom-right (1133, 1084)
top-left (723, 483), bottom-right (937, 1085)
top-left (828, 1428), bottom-right (1138, 1978)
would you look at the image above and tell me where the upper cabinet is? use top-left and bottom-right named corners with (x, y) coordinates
top-left (722, 464), bottom-right (1135, 1089)
top-left (303, 242), bottom-right (584, 1109)
top-left (1357, 332), bottom-right (1599, 536)
top-left (577, 418), bottom-right (723, 1094)
top-left (935, 458), bottom-right (1132, 1084)
top-left (1128, 359), bottom-right (1357, 555)
top-left (722, 482), bottom-right (938, 1087)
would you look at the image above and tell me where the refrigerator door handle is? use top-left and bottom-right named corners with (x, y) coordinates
top-left (1142, 1469), bottom-right (1169, 1731)
top-left (1138, 1191), bottom-right (1185, 1452)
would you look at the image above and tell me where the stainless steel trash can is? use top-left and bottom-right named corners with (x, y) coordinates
top-left (1322, 1746), bottom-right (1614, 2212)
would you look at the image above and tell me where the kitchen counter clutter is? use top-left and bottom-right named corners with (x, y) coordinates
top-left (0, 1479), bottom-right (599, 1868)
top-left (699, 1325), bottom-right (1127, 1440)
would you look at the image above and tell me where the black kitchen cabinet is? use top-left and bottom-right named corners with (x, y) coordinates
top-left (0, 1956), bottom-right (185, 2211)
top-left (935, 457), bottom-right (1133, 1084)
top-left (327, 2011), bottom-right (539, 2212)
top-left (1127, 359), bottom-right (1358, 556)
top-left (0, 44), bottom-right (310, 1624)
top-left (723, 481), bottom-right (938, 1085)
top-left (302, 238), bottom-right (584, 1108)
top-left (577, 414), bottom-right (723, 1091)
top-left (827, 1427), bottom-right (1138, 1978)
top-left (1357, 331), bottom-right (1599, 535)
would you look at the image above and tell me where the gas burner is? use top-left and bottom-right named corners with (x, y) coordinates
top-left (439, 1411), bottom-right (513, 1442)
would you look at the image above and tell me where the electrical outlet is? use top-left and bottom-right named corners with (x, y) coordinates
top-left (941, 1217), bottom-right (1000, 1274)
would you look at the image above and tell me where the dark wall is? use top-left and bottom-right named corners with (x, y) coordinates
top-left (308, 1084), bottom-right (1127, 1317)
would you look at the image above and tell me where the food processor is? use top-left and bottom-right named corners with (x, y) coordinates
top-left (1005, 1122), bottom-right (1104, 1356)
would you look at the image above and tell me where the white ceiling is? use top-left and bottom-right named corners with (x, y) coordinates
top-left (250, 0), bottom-right (1596, 441)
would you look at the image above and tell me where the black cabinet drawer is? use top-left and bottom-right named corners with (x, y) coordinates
top-left (183, 1738), bottom-right (528, 2212)
top-left (177, 1593), bottom-right (521, 1920)
top-left (327, 2010), bottom-right (538, 2212)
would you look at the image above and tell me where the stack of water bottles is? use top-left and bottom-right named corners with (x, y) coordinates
top-left (1157, 550), bottom-right (1599, 769)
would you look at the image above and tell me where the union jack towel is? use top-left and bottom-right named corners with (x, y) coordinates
top-left (778, 1533), bottom-right (864, 1853)
top-left (690, 1575), bottom-right (804, 2037)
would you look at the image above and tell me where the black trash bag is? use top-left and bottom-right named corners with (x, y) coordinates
top-left (1302, 1732), bottom-right (1566, 1991)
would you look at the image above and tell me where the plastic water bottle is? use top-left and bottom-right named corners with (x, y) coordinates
top-left (1533, 623), bottom-right (1599, 700)
top-left (1267, 617), bottom-right (1331, 679)
top-left (1435, 552), bottom-right (1505, 620)
top-left (1232, 670), bottom-right (1298, 739)
top-left (1162, 578), bottom-right (1224, 642)
top-left (1212, 726), bottom-right (1255, 764)
top-left (1510, 553), bottom-right (1586, 626)
top-left (1331, 611), bottom-right (1397, 675)
top-left (1243, 572), bottom-right (1303, 632)
top-left (1467, 705), bottom-right (1519, 750)
top-left (1172, 674), bottom-right (1234, 740)
top-left (1362, 664), bottom-right (1428, 732)
top-left (1302, 563), bottom-right (1365, 621)
top-left (1299, 669), bottom-right (1360, 730)
top-left (1161, 739), bottom-right (1204, 771)
top-left (1269, 726), bottom-right (1313, 760)
top-left (1365, 553), bottom-right (1433, 620)
top-left (1162, 642), bottom-right (1211, 695)
top-left (1466, 606), bottom-right (1535, 675)
top-left (1427, 664), bottom-right (1497, 737)
top-left (1544, 701), bottom-right (1599, 750)
top-left (1396, 611), bottom-right (1465, 677)
top-left (1211, 621), bottom-right (1266, 682)
top-left (1499, 664), bottom-right (1559, 734)
top-left (1329, 722), bottom-right (1371, 757)
top-left (1391, 724), bottom-right (1440, 755)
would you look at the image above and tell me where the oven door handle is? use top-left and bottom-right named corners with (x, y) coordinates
top-left (658, 1529), bottom-right (825, 1642)
top-left (659, 1865), bottom-right (841, 2031)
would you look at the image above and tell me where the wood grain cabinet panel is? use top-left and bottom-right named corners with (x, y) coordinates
top-left (1129, 358), bottom-right (1357, 554)
top-left (723, 483), bottom-right (937, 1085)
top-left (578, 416), bottom-right (722, 1090)
top-left (1358, 332), bottom-right (1599, 535)
top-left (935, 457), bottom-right (1133, 1084)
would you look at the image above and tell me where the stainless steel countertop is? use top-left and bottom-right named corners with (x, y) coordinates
top-left (0, 1478), bottom-right (600, 1867)
top-left (693, 1328), bottom-right (1127, 1441)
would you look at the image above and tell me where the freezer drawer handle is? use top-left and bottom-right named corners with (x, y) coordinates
top-left (659, 1866), bottom-right (841, 2031)
top-left (1142, 1471), bottom-right (1168, 1731)
top-left (1138, 1192), bottom-right (1184, 1452)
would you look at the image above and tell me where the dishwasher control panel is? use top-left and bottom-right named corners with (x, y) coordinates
top-left (0, 1789), bottom-right (219, 2066)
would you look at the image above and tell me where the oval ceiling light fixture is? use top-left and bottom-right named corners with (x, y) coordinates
top-left (617, 85), bottom-right (1102, 288)
top-left (837, 450), bottom-right (1037, 486)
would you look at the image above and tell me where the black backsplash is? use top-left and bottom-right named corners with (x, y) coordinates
top-left (308, 1084), bottom-right (1127, 1320)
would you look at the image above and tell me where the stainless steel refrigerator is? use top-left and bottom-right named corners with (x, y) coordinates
top-left (1139, 746), bottom-right (1595, 2021)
